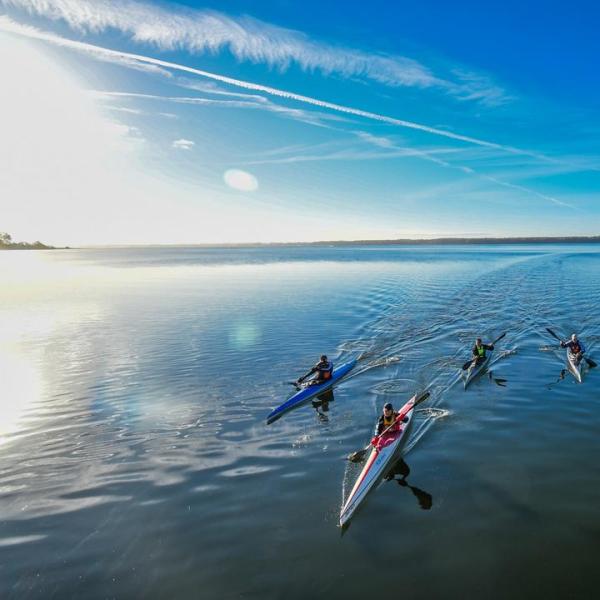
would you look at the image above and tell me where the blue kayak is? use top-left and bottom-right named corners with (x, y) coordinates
top-left (266, 359), bottom-right (357, 424)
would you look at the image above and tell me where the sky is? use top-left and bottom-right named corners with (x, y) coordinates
top-left (0, 0), bottom-right (599, 245)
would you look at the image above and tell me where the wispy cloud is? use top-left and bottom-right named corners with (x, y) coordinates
top-left (2, 0), bottom-right (509, 105)
top-left (91, 89), bottom-right (346, 129)
top-left (355, 131), bottom-right (395, 149)
top-left (0, 16), bottom-right (584, 209)
top-left (104, 105), bottom-right (143, 115)
top-left (172, 138), bottom-right (194, 150)
top-left (0, 14), bottom-right (172, 77)
top-left (0, 17), bottom-right (546, 156)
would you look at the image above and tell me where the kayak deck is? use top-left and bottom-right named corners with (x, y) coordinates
top-left (339, 394), bottom-right (416, 527)
top-left (464, 353), bottom-right (492, 389)
top-left (566, 351), bottom-right (583, 383)
top-left (266, 359), bottom-right (357, 424)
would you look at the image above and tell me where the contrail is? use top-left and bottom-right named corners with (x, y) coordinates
top-left (0, 16), bottom-right (564, 163)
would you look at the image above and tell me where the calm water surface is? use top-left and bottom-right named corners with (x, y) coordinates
top-left (1, 245), bottom-right (600, 599)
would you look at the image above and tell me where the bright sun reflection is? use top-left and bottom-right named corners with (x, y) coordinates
top-left (0, 348), bottom-right (43, 444)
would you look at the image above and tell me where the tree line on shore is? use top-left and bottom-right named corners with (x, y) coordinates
top-left (0, 232), bottom-right (54, 250)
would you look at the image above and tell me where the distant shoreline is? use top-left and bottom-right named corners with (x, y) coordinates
top-left (0, 232), bottom-right (62, 250)
top-left (4, 235), bottom-right (600, 251)
top-left (83, 235), bottom-right (600, 249)
top-left (0, 243), bottom-right (64, 250)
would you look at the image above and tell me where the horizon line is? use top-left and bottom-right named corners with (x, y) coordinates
top-left (66, 235), bottom-right (600, 249)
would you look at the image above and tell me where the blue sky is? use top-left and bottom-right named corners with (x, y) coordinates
top-left (1, 0), bottom-right (599, 244)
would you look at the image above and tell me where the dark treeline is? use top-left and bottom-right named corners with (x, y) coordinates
top-left (0, 232), bottom-right (54, 250)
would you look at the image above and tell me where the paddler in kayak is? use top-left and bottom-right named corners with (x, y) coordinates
top-left (470, 337), bottom-right (495, 366)
top-left (560, 334), bottom-right (586, 364)
top-left (296, 355), bottom-right (333, 386)
top-left (370, 402), bottom-right (409, 448)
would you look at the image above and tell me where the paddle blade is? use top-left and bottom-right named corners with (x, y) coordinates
top-left (492, 331), bottom-right (507, 345)
top-left (347, 448), bottom-right (368, 463)
top-left (462, 359), bottom-right (473, 371)
top-left (414, 391), bottom-right (431, 406)
top-left (546, 327), bottom-right (561, 341)
top-left (585, 357), bottom-right (597, 368)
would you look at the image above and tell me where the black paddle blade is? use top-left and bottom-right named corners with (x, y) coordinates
top-left (585, 357), bottom-right (597, 368)
top-left (347, 449), bottom-right (368, 463)
top-left (546, 327), bottom-right (561, 341)
top-left (492, 331), bottom-right (507, 345)
top-left (462, 359), bottom-right (474, 371)
top-left (414, 391), bottom-right (431, 406)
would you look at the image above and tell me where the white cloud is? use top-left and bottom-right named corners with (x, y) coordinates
top-left (0, 16), bottom-right (583, 210)
top-left (93, 89), bottom-right (345, 128)
top-left (0, 17), bottom-right (531, 154)
top-left (355, 131), bottom-right (395, 148)
top-left (172, 138), bottom-right (194, 150)
top-left (105, 105), bottom-right (142, 115)
top-left (224, 169), bottom-right (258, 192)
top-left (1, 0), bottom-right (508, 104)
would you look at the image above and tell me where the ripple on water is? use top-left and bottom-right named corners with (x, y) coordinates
top-left (219, 465), bottom-right (280, 477)
top-left (0, 535), bottom-right (47, 547)
top-left (371, 378), bottom-right (415, 395)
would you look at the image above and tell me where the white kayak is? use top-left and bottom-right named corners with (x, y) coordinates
top-left (566, 350), bottom-right (583, 383)
top-left (339, 394), bottom-right (419, 528)
top-left (464, 353), bottom-right (492, 389)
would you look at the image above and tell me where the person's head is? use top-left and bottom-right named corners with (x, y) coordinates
top-left (476, 337), bottom-right (482, 346)
top-left (320, 354), bottom-right (328, 362)
top-left (571, 334), bottom-right (578, 342)
top-left (383, 402), bottom-right (393, 416)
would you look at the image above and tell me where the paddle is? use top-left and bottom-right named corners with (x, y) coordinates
top-left (286, 367), bottom-right (316, 388)
top-left (461, 332), bottom-right (507, 370)
top-left (347, 391), bottom-right (430, 463)
top-left (545, 328), bottom-right (597, 368)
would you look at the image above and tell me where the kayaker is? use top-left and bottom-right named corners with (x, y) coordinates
top-left (375, 402), bottom-right (408, 436)
top-left (561, 334), bottom-right (586, 364)
top-left (297, 355), bottom-right (333, 386)
top-left (471, 337), bottom-right (494, 365)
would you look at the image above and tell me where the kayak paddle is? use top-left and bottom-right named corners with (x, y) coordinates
top-left (545, 327), bottom-right (597, 368)
top-left (461, 331), bottom-right (507, 370)
top-left (347, 391), bottom-right (430, 463)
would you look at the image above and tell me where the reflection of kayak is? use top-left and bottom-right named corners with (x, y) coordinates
top-left (339, 393), bottom-right (417, 528)
top-left (567, 351), bottom-right (583, 383)
top-left (266, 359), bottom-right (357, 424)
top-left (464, 353), bottom-right (492, 389)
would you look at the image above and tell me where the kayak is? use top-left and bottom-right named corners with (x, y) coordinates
top-left (266, 359), bottom-right (357, 424)
top-left (566, 350), bottom-right (583, 383)
top-left (464, 353), bottom-right (492, 389)
top-left (339, 393), bottom-right (416, 527)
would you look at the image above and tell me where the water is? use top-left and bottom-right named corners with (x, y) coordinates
top-left (1, 244), bottom-right (599, 599)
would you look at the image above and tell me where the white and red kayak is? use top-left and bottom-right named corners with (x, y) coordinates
top-left (339, 393), bottom-right (421, 527)
top-left (566, 350), bottom-right (583, 383)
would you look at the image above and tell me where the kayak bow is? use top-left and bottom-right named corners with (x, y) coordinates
top-left (266, 359), bottom-right (357, 424)
top-left (464, 353), bottom-right (492, 389)
top-left (339, 393), bottom-right (417, 527)
top-left (566, 350), bottom-right (583, 383)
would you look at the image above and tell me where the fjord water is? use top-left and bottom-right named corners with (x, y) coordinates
top-left (1, 245), bottom-right (600, 599)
